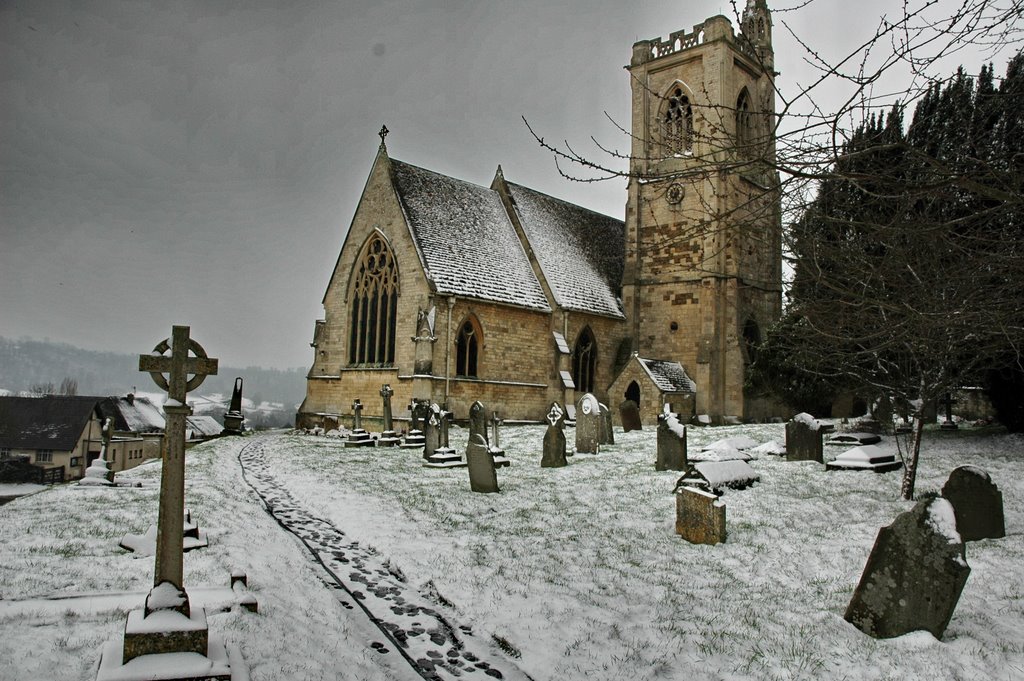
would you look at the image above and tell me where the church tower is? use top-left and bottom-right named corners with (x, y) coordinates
top-left (621, 1), bottom-right (782, 421)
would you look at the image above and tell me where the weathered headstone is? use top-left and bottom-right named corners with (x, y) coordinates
top-left (844, 496), bottom-right (971, 640)
top-left (785, 412), bottom-right (834, 462)
top-left (221, 377), bottom-right (244, 435)
top-left (599, 403), bottom-right (615, 445)
top-left (111, 325), bottom-right (233, 678)
top-left (656, 409), bottom-right (687, 471)
top-left (377, 384), bottom-right (401, 447)
top-left (401, 399), bottom-right (428, 449)
top-left (469, 401), bottom-right (488, 445)
top-left (490, 410), bottom-right (509, 467)
top-left (541, 402), bottom-right (568, 468)
top-left (344, 399), bottom-right (375, 447)
top-left (466, 433), bottom-right (499, 493)
top-left (674, 486), bottom-right (726, 545)
top-left (619, 399), bottom-right (642, 432)
top-left (941, 466), bottom-right (1005, 541)
top-left (422, 404), bottom-right (441, 459)
top-left (575, 393), bottom-right (601, 454)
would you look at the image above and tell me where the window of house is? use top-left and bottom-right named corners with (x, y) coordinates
top-left (455, 317), bottom-right (480, 378)
top-left (70, 457), bottom-right (80, 467)
top-left (572, 327), bottom-right (598, 395)
top-left (348, 233), bottom-right (399, 366)
top-left (662, 86), bottom-right (693, 155)
top-left (36, 449), bottom-right (53, 463)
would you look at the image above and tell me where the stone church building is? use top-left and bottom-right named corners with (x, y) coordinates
top-left (297, 1), bottom-right (782, 428)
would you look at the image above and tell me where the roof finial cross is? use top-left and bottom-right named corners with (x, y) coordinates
top-left (379, 124), bottom-right (389, 146)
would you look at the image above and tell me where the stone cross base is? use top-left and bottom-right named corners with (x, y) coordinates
top-left (401, 430), bottom-right (426, 448)
top-left (123, 607), bottom-right (209, 662)
top-left (98, 633), bottom-right (232, 681)
top-left (424, 448), bottom-right (464, 468)
top-left (377, 430), bottom-right (402, 447)
top-left (344, 429), bottom-right (376, 447)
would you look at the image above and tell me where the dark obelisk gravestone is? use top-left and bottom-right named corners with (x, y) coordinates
top-left (541, 402), bottom-right (568, 468)
top-left (576, 393), bottom-right (601, 454)
top-left (124, 325), bottom-right (227, 671)
top-left (941, 465), bottom-right (1005, 541)
top-left (466, 434), bottom-right (499, 493)
top-left (222, 377), bottom-right (244, 435)
top-left (619, 399), bottom-right (642, 432)
top-left (845, 497), bottom-right (971, 640)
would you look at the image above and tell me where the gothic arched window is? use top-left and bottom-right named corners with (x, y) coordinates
top-left (662, 86), bottom-right (693, 155)
top-left (455, 316), bottom-right (481, 378)
top-left (572, 327), bottom-right (597, 394)
top-left (348, 233), bottom-right (399, 366)
top-left (736, 88), bottom-right (755, 156)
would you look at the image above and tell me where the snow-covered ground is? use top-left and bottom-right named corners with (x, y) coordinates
top-left (1, 423), bottom-right (1021, 680)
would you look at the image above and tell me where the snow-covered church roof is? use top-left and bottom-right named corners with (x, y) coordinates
top-left (388, 157), bottom-right (625, 317)
top-left (639, 357), bottom-right (697, 393)
top-left (391, 159), bottom-right (552, 311)
top-left (506, 181), bottom-right (625, 318)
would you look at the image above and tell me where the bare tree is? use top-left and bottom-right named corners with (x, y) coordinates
top-left (59, 377), bottom-right (78, 396)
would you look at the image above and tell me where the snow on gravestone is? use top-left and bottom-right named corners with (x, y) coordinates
top-left (656, 411), bottom-right (687, 471)
top-left (785, 412), bottom-right (833, 463)
top-left (575, 393), bottom-right (602, 454)
top-left (675, 486), bottom-right (726, 545)
top-left (845, 497), bottom-right (970, 640)
top-left (941, 465), bottom-right (1005, 541)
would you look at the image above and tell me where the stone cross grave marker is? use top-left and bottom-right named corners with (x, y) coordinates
top-left (656, 409), bottom-right (687, 471)
top-left (939, 392), bottom-right (958, 430)
top-left (377, 384), bottom-right (401, 446)
top-left (490, 409), bottom-right (509, 467)
top-left (576, 393), bottom-right (601, 454)
top-left (138, 325), bottom-right (218, 595)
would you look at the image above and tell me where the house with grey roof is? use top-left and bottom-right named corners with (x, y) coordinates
top-left (0, 395), bottom-right (107, 481)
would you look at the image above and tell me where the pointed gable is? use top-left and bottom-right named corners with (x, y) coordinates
top-left (0, 395), bottom-right (100, 451)
top-left (390, 159), bottom-right (551, 311)
top-left (505, 182), bottom-right (624, 318)
top-left (640, 357), bottom-right (697, 393)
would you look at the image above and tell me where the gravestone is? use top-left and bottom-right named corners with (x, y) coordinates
top-left (422, 404), bottom-right (441, 459)
top-left (675, 486), bottom-right (726, 545)
top-left (424, 404), bottom-right (462, 468)
top-left (619, 399), bottom-right (642, 432)
top-left (575, 393), bottom-right (601, 454)
top-left (221, 377), bottom-right (244, 435)
top-left (490, 410), bottom-right (509, 468)
top-left (541, 402), bottom-right (568, 468)
top-left (466, 433), bottom-right (499, 493)
top-left (401, 399), bottom-right (428, 449)
top-left (108, 325), bottom-right (233, 678)
top-left (844, 496), bottom-right (971, 640)
top-left (81, 418), bottom-right (115, 486)
top-left (785, 412), bottom-right (834, 462)
top-left (939, 393), bottom-right (959, 430)
top-left (826, 445), bottom-right (902, 473)
top-left (468, 401), bottom-right (488, 445)
top-left (344, 399), bottom-right (375, 447)
top-left (376, 384), bottom-right (401, 447)
top-left (656, 409), bottom-right (687, 471)
top-left (599, 403), bottom-right (615, 445)
top-left (941, 466), bottom-right (1005, 541)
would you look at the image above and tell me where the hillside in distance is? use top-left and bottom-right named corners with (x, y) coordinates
top-left (0, 336), bottom-right (307, 410)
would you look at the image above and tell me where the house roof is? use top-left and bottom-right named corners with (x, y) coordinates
top-left (98, 395), bottom-right (165, 433)
top-left (506, 181), bottom-right (625, 318)
top-left (185, 415), bottom-right (223, 438)
top-left (0, 395), bottom-right (101, 452)
top-left (390, 159), bottom-right (551, 311)
top-left (639, 357), bottom-right (697, 393)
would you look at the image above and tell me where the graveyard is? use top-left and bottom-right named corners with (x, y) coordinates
top-left (1, 421), bottom-right (1021, 680)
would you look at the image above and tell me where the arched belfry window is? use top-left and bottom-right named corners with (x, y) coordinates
top-left (662, 86), bottom-right (693, 155)
top-left (573, 327), bottom-right (597, 394)
top-left (348, 233), bottom-right (399, 366)
top-left (455, 316), bottom-right (481, 378)
top-left (736, 88), bottom-right (755, 156)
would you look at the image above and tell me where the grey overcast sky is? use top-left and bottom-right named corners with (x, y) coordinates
top-left (1, 1), bottom-right (1016, 369)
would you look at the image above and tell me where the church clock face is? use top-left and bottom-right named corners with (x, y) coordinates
top-left (666, 182), bottom-right (684, 205)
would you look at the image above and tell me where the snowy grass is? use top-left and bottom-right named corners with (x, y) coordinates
top-left (0, 424), bottom-right (1022, 680)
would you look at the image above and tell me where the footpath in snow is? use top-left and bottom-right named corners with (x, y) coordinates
top-left (238, 438), bottom-right (533, 681)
